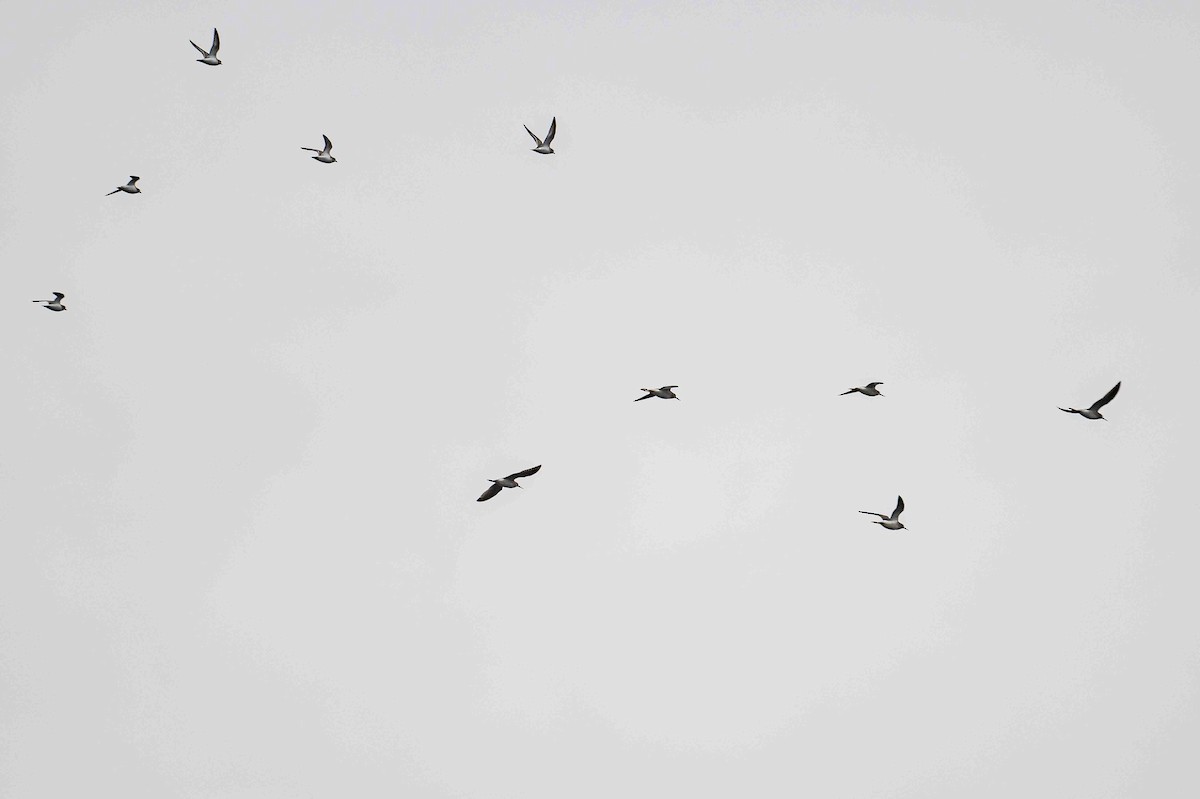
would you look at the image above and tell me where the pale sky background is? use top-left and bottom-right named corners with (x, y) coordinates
top-left (2, 0), bottom-right (1198, 796)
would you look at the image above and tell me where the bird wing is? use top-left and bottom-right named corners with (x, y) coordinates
top-left (210, 28), bottom-right (220, 55)
top-left (858, 511), bottom-right (888, 519)
top-left (476, 483), bottom-right (503, 502)
top-left (300, 147), bottom-right (320, 152)
top-left (189, 39), bottom-right (208, 56)
top-left (524, 125), bottom-right (542, 146)
top-left (840, 388), bottom-right (859, 395)
top-left (635, 393), bottom-right (654, 401)
top-left (1090, 381), bottom-right (1121, 411)
top-left (52, 292), bottom-right (65, 301)
top-left (128, 176), bottom-right (140, 184)
top-left (544, 117), bottom-right (557, 145)
top-left (106, 188), bottom-right (120, 195)
top-left (891, 496), bottom-right (905, 519)
top-left (660, 386), bottom-right (678, 390)
top-left (1058, 407), bottom-right (1079, 413)
top-left (866, 382), bottom-right (883, 388)
top-left (506, 464), bottom-right (542, 480)
top-left (321, 135), bottom-right (333, 153)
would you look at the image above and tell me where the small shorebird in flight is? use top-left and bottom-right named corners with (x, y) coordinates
top-left (524, 117), bottom-right (556, 154)
top-left (302, 135), bottom-right (337, 163)
top-left (635, 386), bottom-right (680, 401)
top-left (477, 465), bottom-right (542, 502)
top-left (1059, 381), bottom-right (1121, 420)
top-left (189, 28), bottom-right (221, 65)
top-left (33, 292), bottom-right (66, 312)
top-left (841, 382), bottom-right (883, 397)
top-left (106, 176), bottom-right (141, 196)
top-left (860, 496), bottom-right (906, 530)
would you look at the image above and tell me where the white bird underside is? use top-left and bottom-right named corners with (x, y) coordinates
top-left (477, 464), bottom-right (542, 501)
top-left (524, 117), bottom-right (556, 153)
top-left (842, 382), bottom-right (883, 396)
top-left (302, 134), bottom-right (336, 162)
top-left (106, 176), bottom-right (140, 195)
top-left (190, 28), bottom-right (221, 64)
top-left (33, 292), bottom-right (66, 311)
top-left (859, 496), bottom-right (905, 528)
top-left (635, 385), bottom-right (679, 401)
top-left (1059, 381), bottom-right (1120, 419)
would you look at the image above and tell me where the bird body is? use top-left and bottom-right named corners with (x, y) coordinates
top-left (1059, 381), bottom-right (1121, 420)
top-left (477, 465), bottom-right (542, 501)
top-left (302, 134), bottom-right (336, 163)
top-left (524, 117), bottom-right (556, 154)
top-left (860, 496), bottom-right (906, 530)
top-left (635, 386), bottom-right (680, 401)
top-left (33, 292), bottom-right (66, 312)
top-left (106, 176), bottom-right (141, 196)
top-left (842, 382), bottom-right (883, 397)
top-left (189, 28), bottom-right (221, 65)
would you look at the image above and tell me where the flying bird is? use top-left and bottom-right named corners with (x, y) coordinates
top-left (301, 135), bottom-right (337, 163)
top-left (841, 382), bottom-right (883, 397)
top-left (32, 292), bottom-right (66, 312)
top-left (1059, 381), bottom-right (1121, 420)
top-left (859, 496), bottom-right (906, 530)
top-left (106, 176), bottom-right (141, 196)
top-left (189, 28), bottom-right (221, 65)
top-left (524, 117), bottom-right (556, 154)
top-left (477, 465), bottom-right (542, 502)
top-left (635, 386), bottom-right (680, 401)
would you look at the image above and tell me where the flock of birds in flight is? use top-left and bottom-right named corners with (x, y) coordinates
top-left (31, 28), bottom-right (1125, 524)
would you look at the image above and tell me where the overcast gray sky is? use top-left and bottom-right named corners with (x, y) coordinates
top-left (2, 0), bottom-right (1198, 796)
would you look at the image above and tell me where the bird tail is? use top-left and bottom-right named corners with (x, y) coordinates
top-left (1058, 407), bottom-right (1078, 413)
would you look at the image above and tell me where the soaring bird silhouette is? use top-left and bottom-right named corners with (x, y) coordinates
top-left (841, 382), bottom-right (883, 397)
top-left (301, 135), bottom-right (337, 163)
top-left (635, 386), bottom-right (680, 401)
top-left (33, 292), bottom-right (66, 312)
top-left (106, 176), bottom-right (141, 196)
top-left (859, 496), bottom-right (906, 530)
top-left (1059, 381), bottom-right (1121, 420)
top-left (477, 465), bottom-right (542, 502)
top-left (189, 28), bottom-right (221, 65)
top-left (524, 117), bottom-right (557, 154)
